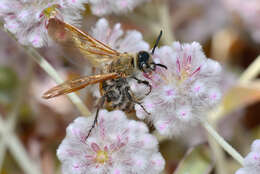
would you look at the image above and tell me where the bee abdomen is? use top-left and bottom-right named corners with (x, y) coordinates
top-left (101, 78), bottom-right (134, 112)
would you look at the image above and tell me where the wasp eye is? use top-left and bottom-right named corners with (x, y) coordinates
top-left (138, 51), bottom-right (150, 62)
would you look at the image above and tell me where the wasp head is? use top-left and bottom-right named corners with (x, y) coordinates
top-left (137, 30), bottom-right (167, 73)
top-left (137, 51), bottom-right (167, 73)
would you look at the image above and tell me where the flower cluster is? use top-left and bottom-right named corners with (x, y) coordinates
top-left (135, 42), bottom-right (222, 136)
top-left (0, 0), bottom-right (88, 47)
top-left (57, 110), bottom-right (165, 174)
top-left (92, 18), bottom-right (149, 54)
top-left (236, 140), bottom-right (260, 174)
top-left (89, 0), bottom-right (150, 16)
top-left (222, 0), bottom-right (260, 43)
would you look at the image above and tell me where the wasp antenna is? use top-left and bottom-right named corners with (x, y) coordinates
top-left (151, 30), bottom-right (163, 55)
top-left (156, 63), bottom-right (167, 70)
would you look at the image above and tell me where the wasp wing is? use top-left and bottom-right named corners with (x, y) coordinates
top-left (47, 18), bottom-right (121, 68)
top-left (42, 73), bottom-right (119, 99)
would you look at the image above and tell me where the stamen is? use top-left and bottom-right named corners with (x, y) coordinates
top-left (190, 66), bottom-right (201, 77)
top-left (176, 58), bottom-right (181, 73)
top-left (187, 55), bottom-right (192, 64)
top-left (95, 150), bottom-right (109, 164)
top-left (42, 4), bottom-right (60, 19)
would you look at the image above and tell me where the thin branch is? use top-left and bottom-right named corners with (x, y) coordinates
top-left (206, 119), bottom-right (227, 174)
top-left (24, 46), bottom-right (91, 116)
top-left (203, 54), bottom-right (260, 167)
top-left (0, 116), bottom-right (41, 174)
top-left (0, 140), bottom-right (6, 171)
top-left (0, 24), bottom-right (91, 116)
top-left (0, 54), bottom-right (35, 173)
top-left (157, 0), bottom-right (175, 44)
top-left (7, 59), bottom-right (34, 130)
top-left (7, 134), bottom-right (41, 174)
top-left (200, 117), bottom-right (244, 165)
top-left (239, 55), bottom-right (260, 83)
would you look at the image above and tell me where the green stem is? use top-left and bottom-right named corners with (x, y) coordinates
top-left (206, 119), bottom-right (227, 174)
top-left (200, 117), bottom-right (244, 165)
top-left (204, 54), bottom-right (260, 167)
top-left (24, 47), bottom-right (91, 116)
top-left (0, 140), bottom-right (6, 171)
top-left (8, 59), bottom-right (34, 130)
top-left (157, 0), bottom-right (175, 44)
top-left (0, 24), bottom-right (91, 116)
top-left (0, 116), bottom-right (41, 174)
top-left (239, 55), bottom-right (260, 83)
top-left (0, 57), bottom-right (34, 173)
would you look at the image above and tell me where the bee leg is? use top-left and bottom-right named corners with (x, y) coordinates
top-left (125, 87), bottom-right (151, 115)
top-left (131, 77), bottom-right (152, 96)
top-left (85, 95), bottom-right (106, 140)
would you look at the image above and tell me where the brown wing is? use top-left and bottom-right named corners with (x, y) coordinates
top-left (42, 73), bottom-right (119, 99)
top-left (47, 18), bottom-right (121, 68)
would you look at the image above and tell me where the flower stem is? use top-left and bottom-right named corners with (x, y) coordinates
top-left (0, 140), bottom-right (6, 171)
top-left (206, 119), bottom-right (227, 174)
top-left (8, 59), bottom-right (34, 130)
top-left (157, 0), bottom-right (175, 44)
top-left (204, 54), bottom-right (260, 167)
top-left (239, 55), bottom-right (260, 83)
top-left (199, 117), bottom-right (244, 165)
top-left (0, 116), bottom-right (41, 174)
top-left (0, 24), bottom-right (91, 116)
top-left (24, 47), bottom-right (91, 116)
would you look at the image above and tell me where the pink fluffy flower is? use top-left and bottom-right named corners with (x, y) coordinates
top-left (89, 0), bottom-right (150, 16)
top-left (135, 42), bottom-right (222, 136)
top-left (57, 110), bottom-right (165, 174)
top-left (236, 140), bottom-right (260, 174)
top-left (91, 18), bottom-right (149, 53)
top-left (0, 0), bottom-right (88, 47)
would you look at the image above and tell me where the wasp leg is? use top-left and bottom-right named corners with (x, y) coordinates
top-left (85, 95), bottom-right (106, 140)
top-left (125, 87), bottom-right (151, 115)
top-left (131, 77), bottom-right (152, 96)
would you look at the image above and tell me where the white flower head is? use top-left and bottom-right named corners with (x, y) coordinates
top-left (135, 42), bottom-right (222, 136)
top-left (236, 140), bottom-right (260, 174)
top-left (57, 110), bottom-right (165, 174)
top-left (91, 18), bottom-right (149, 53)
top-left (0, 0), bottom-right (88, 47)
top-left (89, 0), bottom-right (150, 16)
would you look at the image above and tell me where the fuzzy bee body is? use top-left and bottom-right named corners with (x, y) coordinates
top-left (106, 53), bottom-right (137, 76)
top-left (100, 78), bottom-right (134, 113)
top-left (43, 18), bottom-right (167, 139)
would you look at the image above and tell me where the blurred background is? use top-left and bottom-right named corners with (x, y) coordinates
top-left (0, 0), bottom-right (260, 173)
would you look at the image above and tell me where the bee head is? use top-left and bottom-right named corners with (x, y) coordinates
top-left (137, 30), bottom-right (167, 73)
top-left (137, 51), bottom-right (151, 72)
top-left (137, 51), bottom-right (167, 73)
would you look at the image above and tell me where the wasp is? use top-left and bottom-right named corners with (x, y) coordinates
top-left (42, 18), bottom-right (167, 138)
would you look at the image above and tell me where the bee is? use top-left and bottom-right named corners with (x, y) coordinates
top-left (42, 18), bottom-right (167, 138)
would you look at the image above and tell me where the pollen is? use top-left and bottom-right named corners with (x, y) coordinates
top-left (42, 4), bottom-right (60, 19)
top-left (179, 69), bottom-right (190, 81)
top-left (95, 150), bottom-right (109, 164)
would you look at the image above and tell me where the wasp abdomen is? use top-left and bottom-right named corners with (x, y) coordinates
top-left (101, 78), bottom-right (134, 112)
